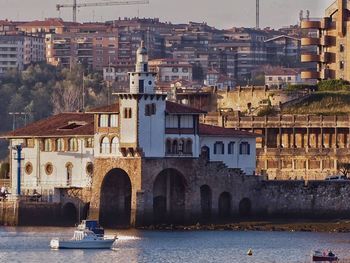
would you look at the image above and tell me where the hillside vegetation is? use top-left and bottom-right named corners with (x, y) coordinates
top-left (281, 80), bottom-right (350, 115)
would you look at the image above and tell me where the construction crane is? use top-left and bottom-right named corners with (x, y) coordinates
top-left (256, 0), bottom-right (259, 29)
top-left (56, 0), bottom-right (149, 23)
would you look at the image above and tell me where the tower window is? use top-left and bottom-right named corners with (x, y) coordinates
top-left (124, 108), bottom-right (132, 119)
top-left (143, 63), bottom-right (148, 72)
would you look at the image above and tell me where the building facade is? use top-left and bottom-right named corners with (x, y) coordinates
top-left (301, 0), bottom-right (348, 81)
top-left (1, 42), bottom-right (257, 227)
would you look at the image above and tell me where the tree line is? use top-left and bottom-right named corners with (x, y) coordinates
top-left (0, 63), bottom-right (108, 160)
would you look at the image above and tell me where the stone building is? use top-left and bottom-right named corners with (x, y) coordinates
top-left (203, 112), bottom-right (350, 180)
top-left (1, 42), bottom-right (258, 227)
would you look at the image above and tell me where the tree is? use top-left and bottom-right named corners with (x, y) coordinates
top-left (338, 162), bottom-right (350, 177)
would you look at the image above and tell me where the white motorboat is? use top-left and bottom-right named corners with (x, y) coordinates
top-left (50, 229), bottom-right (117, 249)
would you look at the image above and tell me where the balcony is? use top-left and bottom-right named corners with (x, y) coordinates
top-left (320, 17), bottom-right (331, 29)
top-left (301, 19), bottom-right (321, 29)
top-left (321, 35), bottom-right (335, 46)
top-left (301, 53), bottom-right (320, 62)
top-left (301, 37), bottom-right (320, 46)
top-left (301, 71), bottom-right (320, 79)
top-left (320, 52), bottom-right (334, 63)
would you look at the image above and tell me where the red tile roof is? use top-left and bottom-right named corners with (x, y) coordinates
top-left (165, 101), bottom-right (206, 114)
top-left (0, 113), bottom-right (94, 138)
top-left (87, 103), bottom-right (119, 113)
top-left (199, 124), bottom-right (258, 137)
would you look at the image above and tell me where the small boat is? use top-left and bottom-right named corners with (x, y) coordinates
top-left (50, 229), bottom-right (117, 249)
top-left (312, 250), bottom-right (338, 262)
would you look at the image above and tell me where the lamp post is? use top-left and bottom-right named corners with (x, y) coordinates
top-left (13, 144), bottom-right (24, 196)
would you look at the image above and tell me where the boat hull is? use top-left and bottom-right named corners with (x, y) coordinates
top-left (50, 239), bottom-right (116, 249)
top-left (312, 255), bottom-right (338, 262)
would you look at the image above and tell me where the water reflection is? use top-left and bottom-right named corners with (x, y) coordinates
top-left (1, 227), bottom-right (350, 263)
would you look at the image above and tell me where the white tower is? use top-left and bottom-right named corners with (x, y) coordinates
top-left (129, 41), bottom-right (156, 94)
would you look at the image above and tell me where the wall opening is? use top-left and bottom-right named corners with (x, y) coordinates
top-left (200, 185), bottom-right (212, 220)
top-left (153, 168), bottom-right (187, 224)
top-left (218, 192), bottom-right (231, 218)
top-left (62, 202), bottom-right (77, 226)
top-left (99, 168), bottom-right (132, 228)
top-left (239, 198), bottom-right (252, 217)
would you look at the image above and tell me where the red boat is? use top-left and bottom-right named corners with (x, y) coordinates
top-left (312, 250), bottom-right (338, 262)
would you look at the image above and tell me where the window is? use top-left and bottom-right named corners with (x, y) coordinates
top-left (172, 140), bottom-right (178, 154)
top-left (45, 163), bottom-right (53, 175)
top-left (44, 139), bottom-right (52, 152)
top-left (111, 137), bottom-right (119, 154)
top-left (124, 108), bottom-right (132, 119)
top-left (26, 138), bottom-right (35, 148)
top-left (228, 142), bottom-right (235, 155)
top-left (239, 142), bottom-right (251, 155)
top-left (214, 142), bottom-right (224, 155)
top-left (85, 138), bottom-right (94, 148)
top-left (180, 115), bottom-right (193, 128)
top-left (145, 104), bottom-right (156, 116)
top-left (66, 163), bottom-right (73, 186)
top-left (101, 137), bottom-right (110, 154)
top-left (110, 114), bottom-right (118, 127)
top-left (166, 138), bottom-right (172, 154)
top-left (56, 138), bottom-right (64, 152)
top-left (185, 139), bottom-right (193, 154)
top-left (340, 44), bottom-right (345, 52)
top-left (340, 61), bottom-right (345, 70)
top-left (68, 138), bottom-right (78, 152)
top-left (172, 68), bottom-right (178, 73)
top-left (86, 162), bottom-right (93, 176)
top-left (166, 115), bottom-right (178, 128)
top-left (287, 77), bottom-right (292, 81)
top-left (268, 77), bottom-right (272, 81)
top-left (99, 114), bottom-right (109, 127)
top-left (25, 162), bottom-right (33, 175)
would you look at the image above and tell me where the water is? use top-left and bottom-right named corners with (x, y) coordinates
top-left (1, 227), bottom-right (350, 263)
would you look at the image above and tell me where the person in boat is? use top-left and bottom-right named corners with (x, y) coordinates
top-left (328, 250), bottom-right (335, 257)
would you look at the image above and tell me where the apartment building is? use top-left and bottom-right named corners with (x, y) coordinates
top-left (301, 0), bottom-right (348, 81)
top-left (0, 34), bottom-right (45, 77)
top-left (45, 32), bottom-right (119, 70)
top-left (149, 58), bottom-right (193, 83)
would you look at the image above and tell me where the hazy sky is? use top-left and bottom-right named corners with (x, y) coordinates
top-left (0, 0), bottom-right (332, 29)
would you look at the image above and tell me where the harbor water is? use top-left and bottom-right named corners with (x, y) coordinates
top-left (1, 227), bottom-right (350, 263)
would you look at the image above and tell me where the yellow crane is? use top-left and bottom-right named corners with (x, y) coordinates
top-left (56, 0), bottom-right (149, 23)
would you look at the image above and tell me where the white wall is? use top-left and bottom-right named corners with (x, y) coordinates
top-left (138, 97), bottom-right (166, 157)
top-left (10, 138), bottom-right (93, 194)
top-left (119, 98), bottom-right (138, 145)
top-left (200, 136), bottom-right (256, 175)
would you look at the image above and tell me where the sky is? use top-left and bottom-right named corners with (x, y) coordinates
top-left (0, 0), bottom-right (332, 29)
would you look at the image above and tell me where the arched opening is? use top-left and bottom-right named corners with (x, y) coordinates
top-left (62, 202), bottom-right (77, 226)
top-left (185, 139), bottom-right (193, 155)
top-left (201, 146), bottom-right (210, 161)
top-left (218, 192), bottom-right (231, 218)
top-left (239, 198), bottom-right (252, 217)
top-left (99, 168), bottom-right (132, 228)
top-left (200, 185), bottom-right (212, 221)
top-left (172, 140), bottom-right (178, 154)
top-left (153, 168), bottom-right (186, 224)
top-left (100, 136), bottom-right (110, 154)
top-left (166, 138), bottom-right (172, 154)
top-left (111, 137), bottom-right (119, 154)
top-left (65, 162), bottom-right (73, 186)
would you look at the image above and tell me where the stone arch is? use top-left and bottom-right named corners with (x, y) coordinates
top-left (239, 198), bottom-right (252, 217)
top-left (200, 185), bottom-right (212, 220)
top-left (99, 168), bottom-right (132, 228)
top-left (62, 202), bottom-right (77, 226)
top-left (153, 168), bottom-right (187, 224)
top-left (218, 192), bottom-right (231, 218)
